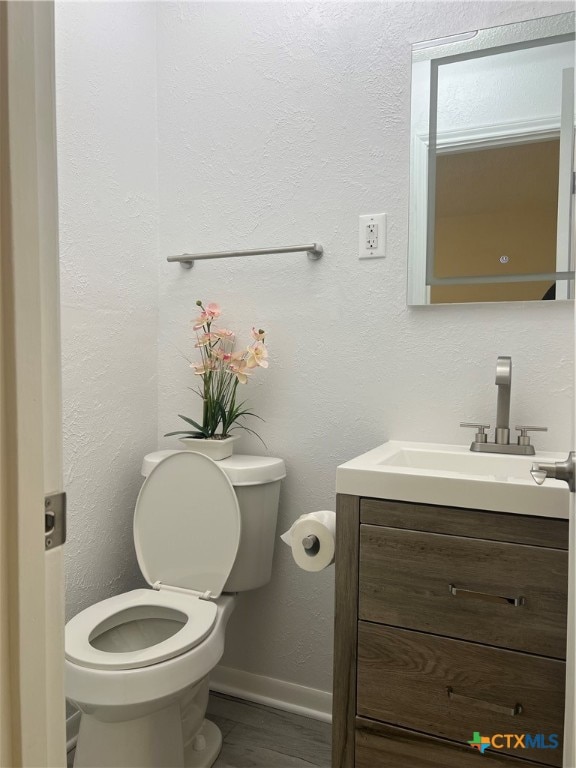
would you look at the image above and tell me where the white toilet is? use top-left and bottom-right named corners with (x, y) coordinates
top-left (65, 449), bottom-right (286, 768)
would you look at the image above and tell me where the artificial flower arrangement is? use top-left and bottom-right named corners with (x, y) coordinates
top-left (165, 300), bottom-right (268, 442)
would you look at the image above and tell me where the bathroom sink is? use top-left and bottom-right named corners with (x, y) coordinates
top-left (380, 447), bottom-right (540, 476)
top-left (336, 441), bottom-right (570, 518)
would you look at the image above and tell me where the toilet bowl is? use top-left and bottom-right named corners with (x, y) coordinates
top-left (65, 450), bottom-right (285, 768)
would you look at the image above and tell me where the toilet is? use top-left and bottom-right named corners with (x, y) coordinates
top-left (65, 449), bottom-right (286, 768)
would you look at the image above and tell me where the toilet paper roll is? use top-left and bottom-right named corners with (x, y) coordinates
top-left (280, 511), bottom-right (336, 572)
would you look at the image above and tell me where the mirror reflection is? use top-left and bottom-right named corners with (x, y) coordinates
top-left (408, 14), bottom-right (575, 305)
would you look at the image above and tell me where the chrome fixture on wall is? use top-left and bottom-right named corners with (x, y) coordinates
top-left (167, 243), bottom-right (324, 269)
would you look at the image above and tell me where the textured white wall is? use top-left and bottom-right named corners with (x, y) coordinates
top-left (56, 0), bottom-right (575, 698)
top-left (155, 1), bottom-right (574, 695)
top-left (56, 2), bottom-right (158, 620)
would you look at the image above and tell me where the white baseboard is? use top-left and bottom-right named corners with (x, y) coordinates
top-left (209, 665), bottom-right (332, 723)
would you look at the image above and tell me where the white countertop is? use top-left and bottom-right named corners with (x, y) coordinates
top-left (336, 440), bottom-right (570, 518)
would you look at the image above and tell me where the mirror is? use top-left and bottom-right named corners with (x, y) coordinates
top-left (408, 13), bottom-right (575, 305)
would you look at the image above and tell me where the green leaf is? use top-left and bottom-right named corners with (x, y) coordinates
top-left (217, 401), bottom-right (228, 432)
top-left (231, 423), bottom-right (268, 449)
top-left (163, 430), bottom-right (200, 437)
top-left (178, 414), bottom-right (203, 429)
top-left (178, 414), bottom-right (209, 437)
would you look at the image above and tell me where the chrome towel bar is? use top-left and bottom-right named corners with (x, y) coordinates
top-left (167, 243), bottom-right (323, 269)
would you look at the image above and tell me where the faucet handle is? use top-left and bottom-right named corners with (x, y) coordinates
top-left (460, 423), bottom-right (490, 444)
top-left (515, 425), bottom-right (547, 447)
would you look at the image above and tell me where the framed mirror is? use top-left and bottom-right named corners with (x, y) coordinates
top-left (408, 13), bottom-right (575, 305)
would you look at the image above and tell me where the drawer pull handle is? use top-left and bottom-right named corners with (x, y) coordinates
top-left (447, 688), bottom-right (523, 716)
top-left (449, 584), bottom-right (524, 607)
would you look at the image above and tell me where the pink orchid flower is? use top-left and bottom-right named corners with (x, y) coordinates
top-left (213, 348), bottom-right (232, 362)
top-left (245, 342), bottom-right (269, 369)
top-left (229, 360), bottom-right (250, 384)
top-left (251, 327), bottom-right (266, 342)
top-left (193, 313), bottom-right (211, 330)
top-left (192, 361), bottom-right (215, 375)
top-left (213, 328), bottom-right (235, 340)
top-left (206, 302), bottom-right (221, 319)
top-left (192, 303), bottom-right (221, 328)
top-left (195, 332), bottom-right (216, 347)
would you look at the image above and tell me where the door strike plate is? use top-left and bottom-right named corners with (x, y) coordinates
top-left (45, 492), bottom-right (66, 550)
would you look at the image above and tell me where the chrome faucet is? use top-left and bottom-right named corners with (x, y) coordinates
top-left (460, 356), bottom-right (547, 455)
top-left (495, 356), bottom-right (512, 445)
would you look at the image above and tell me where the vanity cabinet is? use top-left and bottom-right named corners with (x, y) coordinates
top-left (333, 495), bottom-right (569, 768)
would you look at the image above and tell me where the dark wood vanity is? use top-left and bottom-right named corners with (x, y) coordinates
top-left (333, 495), bottom-right (569, 768)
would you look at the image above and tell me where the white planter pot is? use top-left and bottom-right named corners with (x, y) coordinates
top-left (178, 435), bottom-right (238, 461)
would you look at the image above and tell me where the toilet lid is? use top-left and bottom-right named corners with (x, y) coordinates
top-left (134, 452), bottom-right (240, 598)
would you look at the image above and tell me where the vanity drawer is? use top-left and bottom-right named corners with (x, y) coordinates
top-left (359, 525), bottom-right (568, 658)
top-left (356, 719), bottom-right (550, 768)
top-left (360, 498), bottom-right (569, 549)
top-left (357, 623), bottom-right (565, 767)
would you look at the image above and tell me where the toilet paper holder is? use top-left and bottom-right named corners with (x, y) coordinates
top-left (302, 535), bottom-right (320, 555)
top-left (280, 510), bottom-right (336, 571)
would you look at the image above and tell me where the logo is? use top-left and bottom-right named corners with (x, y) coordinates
top-left (468, 732), bottom-right (559, 754)
top-left (468, 733), bottom-right (491, 754)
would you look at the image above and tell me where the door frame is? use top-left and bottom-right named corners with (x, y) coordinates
top-left (1, 2), bottom-right (65, 765)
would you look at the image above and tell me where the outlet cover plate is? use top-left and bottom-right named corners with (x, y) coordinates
top-left (359, 213), bottom-right (386, 259)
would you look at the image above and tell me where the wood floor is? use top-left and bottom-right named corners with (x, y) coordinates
top-left (208, 693), bottom-right (331, 767)
top-left (67, 693), bottom-right (332, 767)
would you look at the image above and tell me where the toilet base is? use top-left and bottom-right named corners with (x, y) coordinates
top-left (72, 675), bottom-right (221, 768)
top-left (184, 719), bottom-right (222, 768)
top-left (74, 702), bottom-right (185, 768)
top-left (73, 712), bottom-right (222, 768)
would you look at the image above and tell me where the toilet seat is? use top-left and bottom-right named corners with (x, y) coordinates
top-left (65, 589), bottom-right (217, 670)
top-left (66, 453), bottom-right (241, 671)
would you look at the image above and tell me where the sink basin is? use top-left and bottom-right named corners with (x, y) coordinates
top-left (380, 447), bottom-right (543, 478)
top-left (336, 441), bottom-right (570, 518)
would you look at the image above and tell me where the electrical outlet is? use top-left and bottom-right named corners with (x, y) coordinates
top-left (359, 213), bottom-right (386, 259)
top-left (366, 223), bottom-right (378, 250)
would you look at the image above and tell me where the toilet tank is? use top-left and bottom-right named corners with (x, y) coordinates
top-left (141, 451), bottom-right (286, 592)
